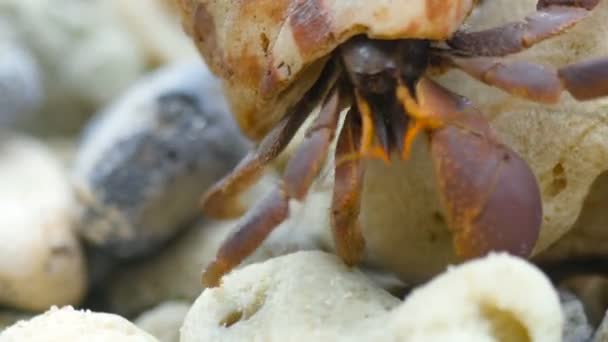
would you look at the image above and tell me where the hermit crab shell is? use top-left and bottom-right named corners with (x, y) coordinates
top-left (174, 0), bottom-right (475, 140)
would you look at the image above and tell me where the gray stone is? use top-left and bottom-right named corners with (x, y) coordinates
top-left (560, 290), bottom-right (593, 342)
top-left (0, 43), bottom-right (43, 127)
top-left (72, 61), bottom-right (250, 259)
top-left (0, 0), bottom-right (146, 135)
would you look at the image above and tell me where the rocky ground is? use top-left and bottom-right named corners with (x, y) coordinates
top-left (1, 0), bottom-right (608, 341)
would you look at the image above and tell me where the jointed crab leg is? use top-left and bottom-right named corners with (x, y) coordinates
top-left (331, 110), bottom-right (366, 266)
top-left (447, 0), bottom-right (600, 57)
top-left (201, 83), bottom-right (344, 287)
top-left (558, 57), bottom-right (608, 100)
top-left (398, 77), bottom-right (543, 258)
top-left (448, 56), bottom-right (608, 103)
top-left (201, 62), bottom-right (340, 218)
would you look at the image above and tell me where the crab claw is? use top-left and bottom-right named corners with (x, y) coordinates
top-left (417, 79), bottom-right (543, 259)
top-left (431, 117), bottom-right (542, 258)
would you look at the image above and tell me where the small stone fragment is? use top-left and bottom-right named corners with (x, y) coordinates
top-left (560, 290), bottom-right (593, 342)
top-left (134, 301), bottom-right (190, 342)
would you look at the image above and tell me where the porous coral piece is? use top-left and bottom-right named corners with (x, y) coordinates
top-left (0, 306), bottom-right (158, 342)
top-left (180, 251), bottom-right (562, 342)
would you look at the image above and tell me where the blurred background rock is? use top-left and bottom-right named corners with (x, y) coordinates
top-left (0, 0), bottom-right (197, 136)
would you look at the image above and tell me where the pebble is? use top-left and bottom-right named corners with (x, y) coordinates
top-left (0, 133), bottom-right (85, 311)
top-left (0, 306), bottom-right (158, 342)
top-left (134, 301), bottom-right (190, 342)
top-left (560, 290), bottom-right (593, 342)
top-left (72, 62), bottom-right (250, 259)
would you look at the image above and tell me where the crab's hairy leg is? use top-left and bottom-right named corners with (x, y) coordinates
top-left (201, 84), bottom-right (344, 287)
top-left (558, 57), bottom-right (608, 100)
top-left (412, 78), bottom-right (542, 258)
top-left (447, 1), bottom-right (599, 57)
top-left (332, 110), bottom-right (366, 266)
top-left (449, 56), bottom-right (608, 103)
top-left (201, 62), bottom-right (340, 218)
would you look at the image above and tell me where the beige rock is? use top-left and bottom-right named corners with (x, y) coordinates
top-left (181, 251), bottom-right (562, 342)
top-left (134, 301), bottom-right (190, 342)
top-left (0, 134), bottom-right (85, 311)
top-left (108, 0), bottom-right (198, 66)
top-left (535, 171), bottom-right (608, 263)
top-left (0, 0), bottom-right (146, 135)
top-left (560, 290), bottom-right (593, 342)
top-left (0, 306), bottom-right (158, 342)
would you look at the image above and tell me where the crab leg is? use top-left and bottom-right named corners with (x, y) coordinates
top-left (398, 77), bottom-right (543, 259)
top-left (447, 0), bottom-right (600, 57)
top-left (201, 83), bottom-right (344, 287)
top-left (331, 110), bottom-right (366, 266)
top-left (558, 57), bottom-right (608, 100)
top-left (201, 62), bottom-right (340, 218)
top-left (449, 56), bottom-right (608, 103)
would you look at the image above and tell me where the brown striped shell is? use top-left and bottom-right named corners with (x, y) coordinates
top-left (174, 0), bottom-right (475, 140)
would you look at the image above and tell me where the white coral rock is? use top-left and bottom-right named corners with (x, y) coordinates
top-left (0, 306), bottom-right (158, 342)
top-left (0, 134), bottom-right (85, 311)
top-left (180, 251), bottom-right (562, 342)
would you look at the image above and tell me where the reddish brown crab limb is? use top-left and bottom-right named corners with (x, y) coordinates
top-left (201, 85), bottom-right (343, 287)
top-left (447, 1), bottom-right (598, 57)
top-left (331, 111), bottom-right (366, 266)
top-left (201, 63), bottom-right (339, 218)
top-left (558, 57), bottom-right (608, 100)
top-left (283, 86), bottom-right (344, 199)
top-left (448, 56), bottom-right (608, 104)
top-left (413, 78), bottom-right (543, 258)
top-left (537, 0), bottom-right (600, 10)
top-left (450, 57), bottom-right (563, 104)
top-left (201, 187), bottom-right (289, 287)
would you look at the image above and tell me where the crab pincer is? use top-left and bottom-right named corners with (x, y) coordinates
top-left (413, 78), bottom-right (543, 258)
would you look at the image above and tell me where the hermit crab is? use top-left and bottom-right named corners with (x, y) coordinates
top-left (173, 0), bottom-right (608, 286)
